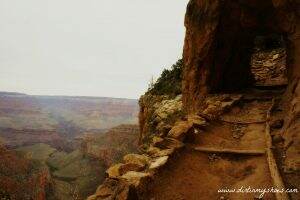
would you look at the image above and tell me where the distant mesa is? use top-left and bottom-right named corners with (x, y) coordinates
top-left (0, 91), bottom-right (27, 96)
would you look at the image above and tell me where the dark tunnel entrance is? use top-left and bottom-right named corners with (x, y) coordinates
top-left (205, 0), bottom-right (291, 93)
top-left (182, 0), bottom-right (297, 113)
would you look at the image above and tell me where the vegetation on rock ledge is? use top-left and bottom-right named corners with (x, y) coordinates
top-left (147, 59), bottom-right (183, 96)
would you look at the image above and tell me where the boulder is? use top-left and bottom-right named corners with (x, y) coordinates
top-left (187, 115), bottom-right (207, 127)
top-left (168, 120), bottom-right (192, 141)
top-left (200, 95), bottom-right (243, 119)
top-left (121, 171), bottom-right (151, 187)
top-left (106, 163), bottom-right (124, 178)
top-left (146, 146), bottom-right (174, 158)
top-left (154, 95), bottom-right (182, 121)
top-left (168, 115), bottom-right (207, 141)
top-left (123, 154), bottom-right (150, 166)
top-left (119, 163), bottom-right (145, 175)
top-left (91, 178), bottom-right (136, 200)
top-left (152, 137), bottom-right (184, 150)
top-left (94, 179), bottom-right (119, 199)
top-left (149, 156), bottom-right (169, 170)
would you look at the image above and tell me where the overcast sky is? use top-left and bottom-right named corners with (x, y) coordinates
top-left (0, 0), bottom-right (188, 99)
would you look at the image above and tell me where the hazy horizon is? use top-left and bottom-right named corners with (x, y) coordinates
top-left (0, 0), bottom-right (188, 99)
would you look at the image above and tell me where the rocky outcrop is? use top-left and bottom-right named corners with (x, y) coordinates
top-left (182, 0), bottom-right (298, 113)
top-left (138, 95), bottom-right (183, 144)
top-left (280, 1), bottom-right (300, 173)
top-left (87, 137), bottom-right (179, 199)
top-left (87, 94), bottom-right (246, 199)
top-left (182, 0), bottom-right (300, 172)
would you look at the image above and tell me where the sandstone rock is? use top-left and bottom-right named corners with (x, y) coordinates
top-left (91, 178), bottom-right (137, 200)
top-left (139, 95), bottom-right (169, 144)
top-left (95, 179), bottom-right (119, 199)
top-left (139, 94), bottom-right (184, 145)
top-left (106, 162), bottom-right (146, 178)
top-left (113, 183), bottom-right (137, 200)
top-left (149, 156), bottom-right (169, 170)
top-left (187, 115), bottom-right (207, 127)
top-left (168, 115), bottom-right (206, 141)
top-left (156, 122), bottom-right (172, 137)
top-left (168, 120), bottom-right (192, 141)
top-left (152, 137), bottom-right (184, 150)
top-left (146, 146), bottom-right (161, 155)
top-left (202, 104), bottom-right (220, 117)
top-left (154, 95), bottom-right (182, 121)
top-left (152, 136), bottom-right (164, 144)
top-left (200, 95), bottom-right (242, 119)
top-left (220, 95), bottom-right (242, 110)
top-left (123, 154), bottom-right (150, 166)
top-left (146, 146), bottom-right (174, 158)
top-left (283, 81), bottom-right (300, 172)
top-left (106, 163), bottom-right (124, 178)
top-left (119, 163), bottom-right (145, 175)
top-left (121, 171), bottom-right (151, 187)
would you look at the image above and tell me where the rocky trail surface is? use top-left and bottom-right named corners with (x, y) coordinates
top-left (142, 47), bottom-right (290, 200)
top-left (89, 89), bottom-right (293, 200)
top-left (88, 44), bottom-right (299, 200)
top-left (145, 91), bottom-right (286, 200)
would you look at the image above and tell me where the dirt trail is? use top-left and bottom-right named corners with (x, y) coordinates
top-left (139, 44), bottom-right (290, 200)
top-left (143, 96), bottom-right (285, 200)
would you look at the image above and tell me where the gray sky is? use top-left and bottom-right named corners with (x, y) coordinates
top-left (0, 0), bottom-right (188, 99)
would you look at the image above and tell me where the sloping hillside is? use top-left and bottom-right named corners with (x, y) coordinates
top-left (9, 124), bottom-right (140, 200)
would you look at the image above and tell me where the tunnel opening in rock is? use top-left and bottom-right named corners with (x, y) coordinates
top-left (182, 0), bottom-right (296, 113)
top-left (208, 0), bottom-right (291, 93)
top-left (251, 34), bottom-right (288, 88)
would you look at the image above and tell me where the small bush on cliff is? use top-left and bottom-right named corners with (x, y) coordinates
top-left (147, 59), bottom-right (183, 96)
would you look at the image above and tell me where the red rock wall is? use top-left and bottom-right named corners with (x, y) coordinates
top-left (279, 1), bottom-right (300, 171)
top-left (182, 0), bottom-right (297, 113)
top-left (182, 0), bottom-right (300, 169)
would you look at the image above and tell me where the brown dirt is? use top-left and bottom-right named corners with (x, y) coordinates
top-left (141, 99), bottom-right (280, 200)
top-left (192, 122), bottom-right (266, 151)
top-left (192, 100), bottom-right (271, 151)
top-left (144, 148), bottom-right (274, 200)
top-left (221, 100), bottom-right (273, 123)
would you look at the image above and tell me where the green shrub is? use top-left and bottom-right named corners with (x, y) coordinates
top-left (147, 59), bottom-right (183, 96)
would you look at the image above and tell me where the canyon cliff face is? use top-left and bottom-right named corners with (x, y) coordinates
top-left (138, 95), bottom-right (183, 144)
top-left (183, 0), bottom-right (300, 171)
top-left (281, 1), bottom-right (300, 172)
top-left (182, 0), bottom-right (297, 113)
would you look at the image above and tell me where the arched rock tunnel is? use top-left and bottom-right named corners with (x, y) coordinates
top-left (182, 0), bottom-right (299, 113)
